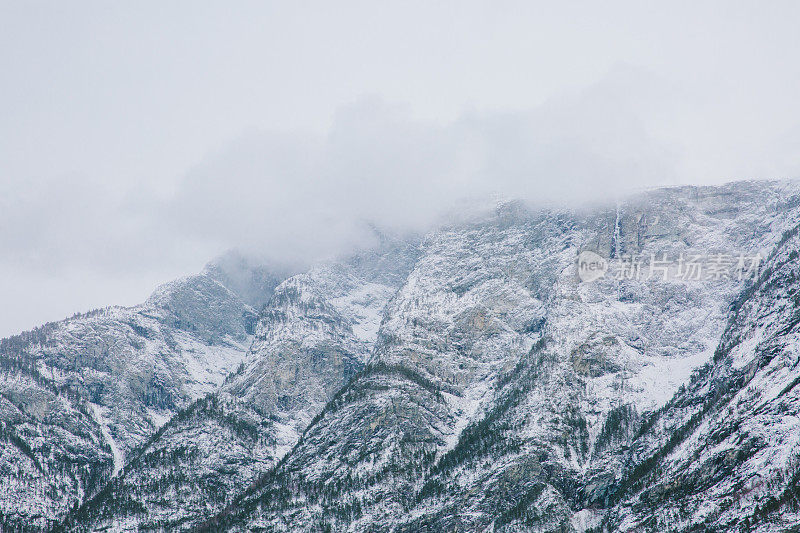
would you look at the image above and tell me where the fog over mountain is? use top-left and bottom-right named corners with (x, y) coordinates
top-left (6, 179), bottom-right (800, 532)
top-left (2, 1), bottom-right (800, 336)
top-left (3, 5), bottom-right (800, 532)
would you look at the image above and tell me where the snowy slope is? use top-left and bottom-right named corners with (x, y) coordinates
top-left (199, 179), bottom-right (800, 532)
top-left (14, 179), bottom-right (800, 533)
top-left (0, 361), bottom-right (112, 532)
top-left (606, 220), bottom-right (800, 532)
top-left (0, 252), bottom-right (286, 530)
top-left (58, 233), bottom-right (420, 531)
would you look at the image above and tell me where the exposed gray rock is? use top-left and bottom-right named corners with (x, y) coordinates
top-left (200, 180), bottom-right (800, 532)
top-left (59, 233), bottom-right (420, 531)
top-left (10, 180), bottom-right (800, 533)
top-left (0, 251), bottom-right (286, 530)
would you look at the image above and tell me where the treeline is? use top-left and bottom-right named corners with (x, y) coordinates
top-left (57, 393), bottom-right (275, 532)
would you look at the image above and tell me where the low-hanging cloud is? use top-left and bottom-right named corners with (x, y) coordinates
top-left (164, 65), bottom-right (683, 266)
top-left (1, 63), bottom-right (799, 336)
top-left (6, 64), bottom-right (800, 280)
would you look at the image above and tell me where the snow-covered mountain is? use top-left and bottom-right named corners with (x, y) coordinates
top-left (0, 253), bottom-right (289, 531)
top-left (5, 179), bottom-right (800, 532)
top-left (59, 233), bottom-right (420, 531)
top-left (189, 180), bottom-right (798, 532)
top-left (606, 216), bottom-right (800, 531)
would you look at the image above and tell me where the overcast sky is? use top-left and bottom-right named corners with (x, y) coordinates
top-left (1, 1), bottom-right (800, 337)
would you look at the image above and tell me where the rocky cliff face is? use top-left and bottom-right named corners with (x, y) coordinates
top-left (197, 180), bottom-right (800, 532)
top-left (0, 253), bottom-right (286, 531)
top-left (60, 234), bottom-right (420, 531)
top-left (0, 354), bottom-right (112, 532)
top-left (605, 219), bottom-right (800, 532)
top-left (7, 180), bottom-right (800, 533)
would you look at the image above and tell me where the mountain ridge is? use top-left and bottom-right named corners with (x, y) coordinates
top-left (3, 179), bottom-right (800, 532)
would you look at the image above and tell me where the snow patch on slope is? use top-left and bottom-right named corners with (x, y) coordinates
top-left (90, 403), bottom-right (123, 476)
top-left (329, 282), bottom-right (395, 343)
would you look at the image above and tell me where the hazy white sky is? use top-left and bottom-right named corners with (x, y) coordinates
top-left (1, 1), bottom-right (800, 336)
